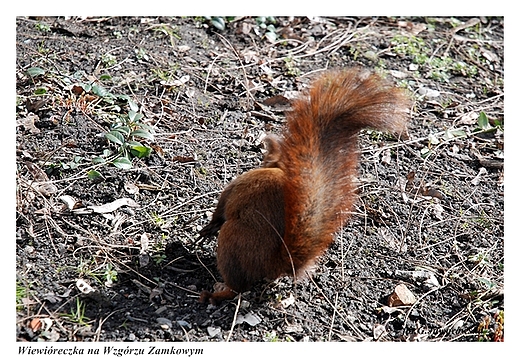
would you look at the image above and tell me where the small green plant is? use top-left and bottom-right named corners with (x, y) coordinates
top-left (204, 17), bottom-right (236, 31)
top-left (102, 263), bottom-right (118, 286)
top-left (63, 80), bottom-right (154, 169)
top-left (76, 260), bottom-right (118, 287)
top-left (199, 166), bottom-right (208, 175)
top-left (16, 281), bottom-right (28, 310)
top-left (62, 298), bottom-right (90, 325)
top-left (43, 155), bottom-right (85, 178)
top-left (149, 212), bottom-right (167, 228)
top-left (37, 40), bottom-right (49, 54)
top-left (264, 331), bottom-right (279, 342)
top-left (391, 34), bottom-right (429, 64)
top-left (35, 22), bottom-right (51, 32)
top-left (94, 104), bottom-right (154, 169)
top-left (283, 56), bottom-right (301, 77)
top-left (151, 63), bottom-right (181, 83)
top-left (255, 16), bottom-right (277, 42)
top-left (61, 155), bottom-right (84, 170)
top-left (475, 111), bottom-right (503, 132)
top-left (152, 24), bottom-right (181, 47)
top-left (468, 252), bottom-right (490, 268)
top-left (135, 47), bottom-right (149, 61)
top-left (101, 53), bottom-right (117, 67)
top-left (152, 253), bottom-right (167, 265)
top-left (429, 56), bottom-right (453, 82)
top-left (145, 232), bottom-right (168, 265)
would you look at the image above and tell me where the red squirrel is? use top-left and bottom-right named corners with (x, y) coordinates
top-left (199, 68), bottom-right (411, 304)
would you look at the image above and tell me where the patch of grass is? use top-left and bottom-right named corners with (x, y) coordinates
top-left (16, 281), bottom-right (28, 310)
top-left (151, 63), bottom-right (181, 83)
top-left (62, 297), bottom-right (90, 326)
top-left (151, 23), bottom-right (181, 47)
top-left (391, 34), bottom-right (478, 82)
top-left (391, 34), bottom-right (429, 64)
top-left (75, 260), bottom-right (118, 287)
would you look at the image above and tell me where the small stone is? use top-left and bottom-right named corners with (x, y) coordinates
top-left (207, 326), bottom-right (221, 338)
top-left (388, 284), bottom-right (417, 307)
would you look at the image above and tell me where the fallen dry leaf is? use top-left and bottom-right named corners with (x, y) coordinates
top-left (29, 318), bottom-right (42, 331)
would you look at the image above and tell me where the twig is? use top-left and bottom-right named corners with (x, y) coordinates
top-left (226, 293), bottom-right (241, 342)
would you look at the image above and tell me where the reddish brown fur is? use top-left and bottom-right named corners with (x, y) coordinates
top-left (199, 68), bottom-right (410, 304)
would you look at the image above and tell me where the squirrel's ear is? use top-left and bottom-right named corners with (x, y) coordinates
top-left (262, 134), bottom-right (283, 168)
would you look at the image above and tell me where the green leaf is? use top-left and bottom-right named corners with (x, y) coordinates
top-left (80, 83), bottom-right (92, 92)
top-left (130, 145), bottom-right (152, 158)
top-left (128, 110), bottom-right (144, 122)
top-left (27, 67), bottom-right (46, 78)
top-left (265, 31), bottom-right (277, 42)
top-left (444, 128), bottom-right (467, 140)
top-left (137, 122), bottom-right (155, 133)
top-left (131, 129), bottom-right (154, 141)
top-left (211, 17), bottom-right (225, 30)
top-left (477, 112), bottom-right (492, 130)
top-left (112, 157), bottom-right (133, 169)
top-left (126, 140), bottom-right (143, 147)
top-left (91, 84), bottom-right (110, 97)
top-left (127, 141), bottom-right (152, 158)
top-left (34, 87), bottom-right (47, 95)
top-left (99, 74), bottom-right (112, 81)
top-left (128, 99), bottom-right (139, 112)
top-left (87, 170), bottom-right (102, 180)
top-left (113, 126), bottom-right (131, 136)
top-left (478, 277), bottom-right (496, 289)
top-left (92, 156), bottom-right (106, 164)
top-left (105, 131), bottom-right (125, 145)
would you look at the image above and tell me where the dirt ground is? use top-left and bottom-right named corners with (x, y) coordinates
top-left (15, 16), bottom-right (504, 343)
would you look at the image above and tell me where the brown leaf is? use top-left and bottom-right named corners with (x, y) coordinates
top-left (29, 318), bottom-right (42, 332)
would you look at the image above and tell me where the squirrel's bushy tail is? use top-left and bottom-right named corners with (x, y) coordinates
top-left (280, 68), bottom-right (410, 272)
